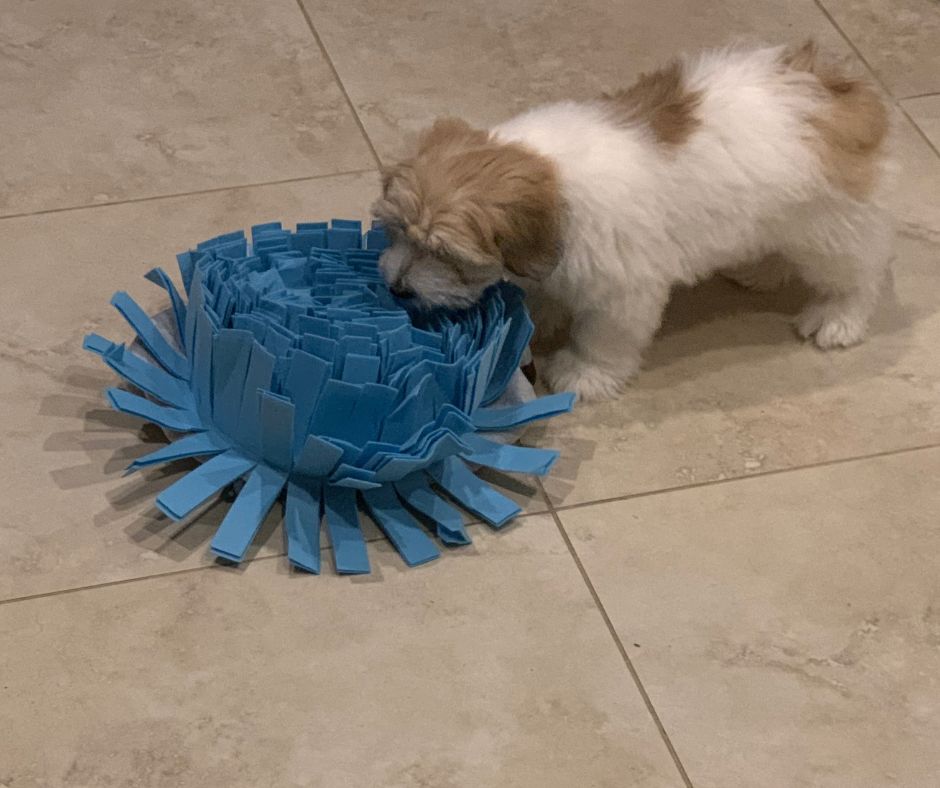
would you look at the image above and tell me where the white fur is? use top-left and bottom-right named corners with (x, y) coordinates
top-left (492, 45), bottom-right (895, 401)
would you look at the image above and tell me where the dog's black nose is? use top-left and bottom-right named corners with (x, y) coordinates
top-left (389, 282), bottom-right (415, 299)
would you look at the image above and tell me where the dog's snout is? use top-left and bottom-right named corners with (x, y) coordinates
top-left (389, 282), bottom-right (415, 299)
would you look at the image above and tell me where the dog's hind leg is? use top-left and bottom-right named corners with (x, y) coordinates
top-left (786, 206), bottom-right (893, 349)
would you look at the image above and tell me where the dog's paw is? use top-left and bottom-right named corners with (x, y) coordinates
top-left (796, 303), bottom-right (867, 349)
top-left (541, 349), bottom-right (625, 402)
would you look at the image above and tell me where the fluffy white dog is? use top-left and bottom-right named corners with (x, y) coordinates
top-left (373, 41), bottom-right (894, 401)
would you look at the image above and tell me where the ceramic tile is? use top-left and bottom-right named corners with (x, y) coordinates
top-left (534, 117), bottom-right (940, 507)
top-left (563, 448), bottom-right (940, 788)
top-left (819, 0), bottom-right (940, 98)
top-left (0, 0), bottom-right (374, 216)
top-left (0, 515), bottom-right (684, 788)
top-left (302, 0), bottom-right (850, 161)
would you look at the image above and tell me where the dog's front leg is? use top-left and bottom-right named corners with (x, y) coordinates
top-left (540, 283), bottom-right (669, 402)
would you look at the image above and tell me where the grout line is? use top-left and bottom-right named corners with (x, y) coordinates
top-left (811, 0), bottom-right (940, 160)
top-left (900, 91), bottom-right (940, 102)
top-left (294, 0), bottom-right (384, 170)
top-left (534, 472), bottom-right (556, 511)
top-left (0, 554), bottom-right (284, 608)
top-left (0, 169), bottom-right (379, 223)
top-left (0, 510), bottom-right (546, 608)
top-left (550, 441), bottom-right (940, 515)
top-left (540, 479), bottom-right (695, 788)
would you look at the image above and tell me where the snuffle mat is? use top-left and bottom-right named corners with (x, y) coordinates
top-left (85, 219), bottom-right (572, 575)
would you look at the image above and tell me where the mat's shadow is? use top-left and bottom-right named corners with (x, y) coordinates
top-left (42, 370), bottom-right (282, 566)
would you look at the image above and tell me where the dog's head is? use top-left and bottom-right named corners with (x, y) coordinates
top-left (372, 118), bottom-right (561, 309)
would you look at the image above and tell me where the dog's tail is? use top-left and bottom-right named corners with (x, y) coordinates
top-left (780, 40), bottom-right (889, 199)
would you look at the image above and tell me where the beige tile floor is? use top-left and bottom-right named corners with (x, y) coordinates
top-left (1, 0), bottom-right (938, 785)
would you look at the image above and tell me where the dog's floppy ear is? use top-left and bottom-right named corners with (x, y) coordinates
top-left (372, 119), bottom-right (488, 234)
top-left (373, 117), bottom-right (563, 281)
top-left (419, 124), bottom-right (563, 280)
top-left (419, 157), bottom-right (563, 279)
top-left (476, 143), bottom-right (561, 281)
top-left (495, 182), bottom-right (562, 281)
top-left (428, 137), bottom-right (562, 279)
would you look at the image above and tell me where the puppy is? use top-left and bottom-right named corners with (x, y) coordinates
top-left (373, 41), bottom-right (894, 401)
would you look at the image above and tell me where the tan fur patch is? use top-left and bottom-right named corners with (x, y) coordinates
top-left (602, 60), bottom-right (702, 145)
top-left (781, 40), bottom-right (889, 200)
top-left (374, 118), bottom-right (562, 280)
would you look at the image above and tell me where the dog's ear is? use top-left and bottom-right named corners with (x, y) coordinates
top-left (477, 145), bottom-right (561, 281)
top-left (372, 119), bottom-right (487, 234)
top-left (374, 119), bottom-right (562, 281)
top-left (424, 138), bottom-right (562, 279)
top-left (415, 175), bottom-right (562, 277)
top-left (495, 185), bottom-right (562, 281)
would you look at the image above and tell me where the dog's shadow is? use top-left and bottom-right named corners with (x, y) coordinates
top-left (528, 269), bottom-right (922, 487)
top-left (534, 270), bottom-right (916, 412)
top-left (641, 270), bottom-right (914, 395)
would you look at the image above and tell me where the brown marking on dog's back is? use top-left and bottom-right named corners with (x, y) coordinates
top-left (602, 60), bottom-right (702, 145)
top-left (781, 40), bottom-right (889, 200)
